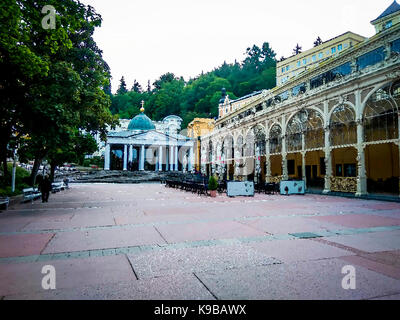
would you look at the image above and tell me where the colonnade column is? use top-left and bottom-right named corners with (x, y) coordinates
top-left (282, 136), bottom-right (288, 180)
top-left (356, 121), bottom-right (367, 196)
top-left (174, 145), bottom-right (179, 171)
top-left (265, 138), bottom-right (271, 183)
top-left (140, 145), bottom-right (145, 171)
top-left (104, 144), bottom-right (110, 170)
top-left (159, 146), bottom-right (163, 172)
top-left (188, 147), bottom-right (193, 172)
top-left (301, 133), bottom-right (306, 186)
top-left (169, 146), bottom-right (174, 171)
top-left (323, 126), bottom-right (332, 194)
top-left (123, 145), bottom-right (128, 171)
top-left (129, 145), bottom-right (133, 163)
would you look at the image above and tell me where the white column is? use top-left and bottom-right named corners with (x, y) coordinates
top-left (169, 146), bottom-right (174, 171)
top-left (301, 134), bottom-right (306, 186)
top-left (129, 145), bottom-right (133, 163)
top-left (140, 145), bottom-right (145, 171)
top-left (174, 145), bottom-right (179, 171)
top-left (188, 147), bottom-right (194, 172)
top-left (356, 122), bottom-right (367, 196)
top-left (123, 145), bottom-right (128, 171)
top-left (104, 144), bottom-right (110, 170)
top-left (159, 146), bottom-right (163, 172)
top-left (265, 138), bottom-right (271, 183)
top-left (282, 137), bottom-right (288, 180)
top-left (323, 127), bottom-right (332, 194)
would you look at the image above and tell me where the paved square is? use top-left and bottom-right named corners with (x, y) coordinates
top-left (0, 183), bottom-right (399, 300)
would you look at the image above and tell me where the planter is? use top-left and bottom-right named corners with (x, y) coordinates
top-left (209, 190), bottom-right (217, 198)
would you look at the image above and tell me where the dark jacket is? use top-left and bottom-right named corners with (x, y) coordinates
top-left (40, 178), bottom-right (52, 192)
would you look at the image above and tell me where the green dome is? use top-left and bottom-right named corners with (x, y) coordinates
top-left (128, 112), bottom-right (155, 131)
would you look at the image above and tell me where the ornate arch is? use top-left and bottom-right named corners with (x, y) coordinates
top-left (329, 104), bottom-right (357, 146)
top-left (269, 124), bottom-right (282, 154)
top-left (363, 81), bottom-right (400, 142)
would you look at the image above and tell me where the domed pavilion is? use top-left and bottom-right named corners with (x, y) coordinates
top-left (104, 102), bottom-right (194, 172)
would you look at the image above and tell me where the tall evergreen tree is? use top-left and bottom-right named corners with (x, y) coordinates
top-left (117, 76), bottom-right (128, 95)
top-left (131, 79), bottom-right (142, 93)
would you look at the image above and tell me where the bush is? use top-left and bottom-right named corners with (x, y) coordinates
top-left (208, 176), bottom-right (218, 191)
top-left (0, 163), bottom-right (31, 196)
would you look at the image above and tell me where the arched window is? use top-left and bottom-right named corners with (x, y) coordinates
top-left (305, 110), bottom-right (324, 149)
top-left (244, 131), bottom-right (255, 157)
top-left (236, 136), bottom-right (244, 157)
top-left (363, 82), bottom-right (399, 142)
top-left (223, 135), bottom-right (234, 160)
top-left (254, 126), bottom-right (266, 156)
top-left (208, 140), bottom-right (213, 163)
top-left (286, 111), bottom-right (307, 152)
top-left (330, 105), bottom-right (357, 146)
top-left (269, 125), bottom-right (282, 154)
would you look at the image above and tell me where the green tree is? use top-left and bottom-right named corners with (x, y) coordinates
top-left (117, 76), bottom-right (128, 95)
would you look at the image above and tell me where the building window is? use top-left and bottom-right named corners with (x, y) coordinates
top-left (303, 59), bottom-right (307, 65)
top-left (286, 65), bottom-right (290, 71)
top-left (331, 47), bottom-right (336, 54)
top-left (282, 67), bottom-right (285, 73)
top-left (338, 44), bottom-right (343, 51)
top-left (386, 20), bottom-right (393, 29)
top-left (344, 43), bottom-right (348, 48)
top-left (356, 46), bottom-right (385, 70)
top-left (297, 61), bottom-right (301, 67)
top-left (318, 52), bottom-right (323, 59)
top-left (312, 55), bottom-right (316, 62)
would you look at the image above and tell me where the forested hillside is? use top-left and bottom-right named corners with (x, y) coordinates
top-left (110, 42), bottom-right (277, 128)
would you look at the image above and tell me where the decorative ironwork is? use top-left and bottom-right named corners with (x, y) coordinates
top-left (330, 177), bottom-right (357, 193)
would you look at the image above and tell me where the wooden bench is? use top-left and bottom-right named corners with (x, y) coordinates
top-left (22, 188), bottom-right (41, 203)
top-left (0, 197), bottom-right (9, 211)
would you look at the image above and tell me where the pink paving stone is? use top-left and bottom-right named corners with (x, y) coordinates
top-left (311, 214), bottom-right (400, 229)
top-left (339, 255), bottom-right (400, 280)
top-left (155, 220), bottom-right (266, 243)
top-left (0, 255), bottom-right (136, 297)
top-left (42, 225), bottom-right (165, 254)
top-left (247, 239), bottom-right (353, 263)
top-left (0, 233), bottom-right (54, 258)
top-left (239, 216), bottom-right (339, 235)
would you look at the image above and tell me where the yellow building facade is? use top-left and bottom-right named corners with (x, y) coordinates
top-left (276, 32), bottom-right (366, 86)
top-left (187, 118), bottom-right (215, 171)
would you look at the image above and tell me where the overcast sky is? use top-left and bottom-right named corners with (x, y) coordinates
top-left (79, 0), bottom-right (392, 93)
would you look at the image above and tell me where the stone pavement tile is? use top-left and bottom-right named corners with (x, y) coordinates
top-left (127, 245), bottom-right (281, 279)
top-left (42, 225), bottom-right (165, 254)
top-left (311, 214), bottom-right (400, 229)
top-left (114, 213), bottom-right (199, 226)
top-left (0, 255), bottom-right (136, 297)
top-left (22, 212), bottom-right (116, 231)
top-left (339, 255), bottom-right (400, 280)
top-left (370, 294), bottom-right (400, 300)
top-left (155, 220), bottom-right (267, 244)
top-left (4, 274), bottom-right (215, 300)
top-left (0, 217), bottom-right (35, 233)
top-left (142, 206), bottom-right (209, 216)
top-left (0, 233), bottom-right (54, 258)
top-left (247, 239), bottom-right (353, 263)
top-left (239, 216), bottom-right (339, 235)
top-left (323, 230), bottom-right (400, 253)
top-left (195, 258), bottom-right (400, 300)
top-left (360, 250), bottom-right (400, 268)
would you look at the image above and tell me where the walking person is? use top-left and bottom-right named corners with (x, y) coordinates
top-left (39, 175), bottom-right (52, 203)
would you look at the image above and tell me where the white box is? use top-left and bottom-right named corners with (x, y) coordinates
top-left (280, 180), bottom-right (306, 195)
top-left (227, 181), bottom-right (255, 197)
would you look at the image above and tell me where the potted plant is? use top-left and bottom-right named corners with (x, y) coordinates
top-left (208, 176), bottom-right (218, 198)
